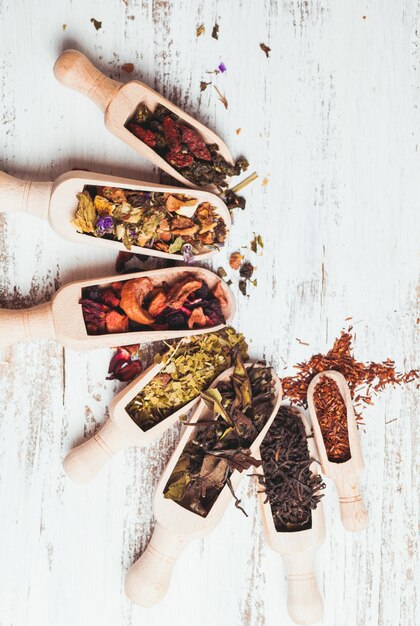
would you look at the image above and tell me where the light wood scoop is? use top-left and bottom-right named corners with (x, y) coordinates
top-left (257, 408), bottom-right (325, 625)
top-left (64, 341), bottom-right (201, 483)
top-left (125, 364), bottom-right (283, 607)
top-left (53, 50), bottom-right (235, 192)
top-left (0, 266), bottom-right (235, 351)
top-left (0, 169), bottom-right (230, 261)
top-left (307, 370), bottom-right (368, 532)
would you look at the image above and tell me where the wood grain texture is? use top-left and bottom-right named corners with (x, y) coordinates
top-left (0, 1), bottom-right (418, 625)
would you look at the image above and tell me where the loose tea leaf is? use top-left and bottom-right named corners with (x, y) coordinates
top-left (121, 63), bottom-right (134, 73)
top-left (126, 104), bottom-right (247, 190)
top-left (313, 377), bottom-right (351, 462)
top-left (91, 17), bottom-right (102, 30)
top-left (196, 24), bottom-right (205, 37)
top-left (200, 81), bottom-right (211, 91)
top-left (212, 23), bottom-right (219, 39)
top-left (259, 406), bottom-right (325, 531)
top-left (250, 234), bottom-right (264, 254)
top-left (260, 43), bottom-right (271, 58)
top-left (282, 329), bottom-right (419, 422)
top-left (126, 327), bottom-right (248, 430)
top-left (71, 185), bottom-right (227, 255)
top-left (214, 84), bottom-right (228, 109)
top-left (229, 252), bottom-right (242, 270)
top-left (163, 355), bottom-right (276, 517)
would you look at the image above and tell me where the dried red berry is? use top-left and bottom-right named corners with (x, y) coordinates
top-left (162, 116), bottom-right (181, 152)
top-left (101, 288), bottom-right (121, 308)
top-left (166, 150), bottom-right (194, 168)
top-left (127, 123), bottom-right (157, 147)
top-left (180, 126), bottom-right (211, 161)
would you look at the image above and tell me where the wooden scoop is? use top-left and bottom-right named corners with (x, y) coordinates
top-left (257, 408), bottom-right (325, 626)
top-left (307, 370), bottom-right (368, 532)
top-left (125, 364), bottom-right (283, 607)
top-left (0, 169), bottom-right (230, 261)
top-left (0, 266), bottom-right (235, 351)
top-left (64, 339), bottom-right (202, 483)
top-left (53, 50), bottom-right (235, 192)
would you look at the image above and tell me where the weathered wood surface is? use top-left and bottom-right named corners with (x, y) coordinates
top-left (0, 1), bottom-right (418, 625)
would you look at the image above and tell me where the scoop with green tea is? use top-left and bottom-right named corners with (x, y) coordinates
top-left (63, 328), bottom-right (247, 483)
top-left (125, 355), bottom-right (282, 607)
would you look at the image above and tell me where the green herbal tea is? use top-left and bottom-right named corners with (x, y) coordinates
top-left (72, 184), bottom-right (227, 256)
top-left (163, 354), bottom-right (276, 518)
top-left (126, 327), bottom-right (247, 430)
top-left (259, 406), bottom-right (325, 532)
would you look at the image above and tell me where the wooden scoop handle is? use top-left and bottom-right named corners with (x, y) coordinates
top-left (335, 476), bottom-right (368, 532)
top-left (63, 418), bottom-right (130, 484)
top-left (54, 49), bottom-right (122, 112)
top-left (125, 523), bottom-right (190, 607)
top-left (0, 303), bottom-right (55, 348)
top-left (282, 550), bottom-right (324, 625)
top-left (0, 172), bottom-right (52, 220)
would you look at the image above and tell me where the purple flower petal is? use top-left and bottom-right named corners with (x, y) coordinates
top-left (218, 62), bottom-right (226, 73)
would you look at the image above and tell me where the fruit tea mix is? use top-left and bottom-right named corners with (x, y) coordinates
top-left (72, 185), bottom-right (227, 255)
top-left (163, 354), bottom-right (276, 517)
top-left (126, 103), bottom-right (248, 190)
top-left (126, 327), bottom-right (247, 431)
top-left (258, 406), bottom-right (325, 532)
top-left (80, 273), bottom-right (227, 335)
top-left (312, 377), bottom-right (351, 463)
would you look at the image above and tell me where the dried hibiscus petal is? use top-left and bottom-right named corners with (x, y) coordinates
top-left (180, 126), bottom-right (211, 161)
top-left (127, 123), bottom-right (157, 148)
top-left (107, 348), bottom-right (142, 382)
top-left (101, 288), bottom-right (121, 308)
top-left (166, 151), bottom-right (194, 168)
top-left (162, 116), bottom-right (181, 152)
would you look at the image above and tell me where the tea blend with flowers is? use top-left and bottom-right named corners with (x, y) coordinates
top-left (126, 103), bottom-right (248, 190)
top-left (126, 327), bottom-right (247, 430)
top-left (80, 274), bottom-right (227, 335)
top-left (258, 406), bottom-right (325, 532)
top-left (282, 329), bottom-right (418, 422)
top-left (312, 377), bottom-right (351, 462)
top-left (72, 185), bottom-right (227, 254)
top-left (163, 354), bottom-right (276, 517)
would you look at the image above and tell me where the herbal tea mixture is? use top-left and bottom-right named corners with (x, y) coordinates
top-left (80, 273), bottom-right (227, 335)
top-left (312, 377), bottom-right (351, 463)
top-left (259, 406), bottom-right (325, 532)
top-left (163, 354), bottom-right (276, 517)
top-left (126, 327), bottom-right (247, 430)
top-left (282, 329), bottom-right (418, 422)
top-left (72, 185), bottom-right (227, 254)
top-left (126, 103), bottom-right (248, 190)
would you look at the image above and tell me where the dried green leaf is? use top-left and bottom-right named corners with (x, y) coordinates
top-left (72, 190), bottom-right (96, 234)
top-left (168, 236), bottom-right (185, 254)
top-left (201, 388), bottom-right (231, 424)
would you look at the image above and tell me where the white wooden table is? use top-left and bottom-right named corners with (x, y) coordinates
top-left (0, 1), bottom-right (418, 625)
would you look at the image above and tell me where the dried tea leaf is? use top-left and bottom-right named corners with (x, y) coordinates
top-left (250, 234), bottom-right (264, 254)
top-left (201, 388), bottom-right (231, 424)
top-left (260, 42), bottom-right (271, 58)
top-left (168, 236), bottom-right (185, 254)
top-left (212, 23), bottom-right (219, 39)
top-left (62, 24), bottom-right (67, 31)
top-left (217, 267), bottom-right (227, 278)
top-left (239, 261), bottom-right (254, 280)
top-left (239, 280), bottom-right (247, 296)
top-left (235, 128), bottom-right (241, 135)
top-left (200, 81), bottom-right (211, 91)
top-left (196, 24), bottom-right (205, 37)
top-left (121, 63), bottom-right (134, 73)
top-left (91, 17), bottom-right (102, 30)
